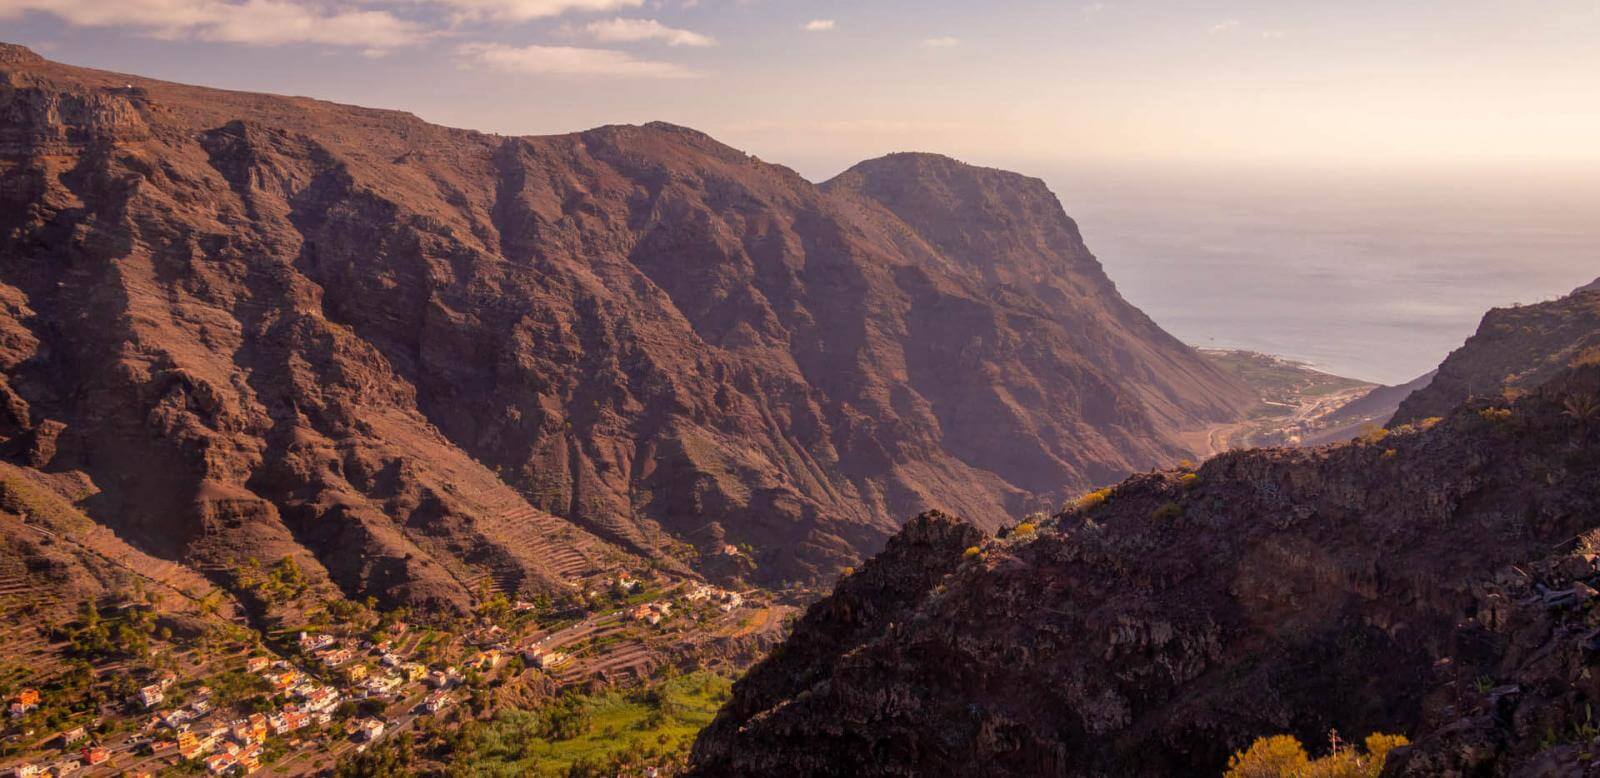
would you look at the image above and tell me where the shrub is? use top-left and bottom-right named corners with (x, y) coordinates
top-left (1225, 732), bottom-right (1409, 778)
top-left (1225, 735), bottom-right (1308, 777)
top-left (1356, 424), bottom-right (1389, 445)
top-left (963, 546), bottom-right (982, 559)
top-left (1073, 487), bottom-right (1113, 512)
top-left (1012, 523), bottom-right (1037, 536)
top-left (1150, 503), bottom-right (1182, 521)
top-left (1179, 473), bottom-right (1200, 489)
top-left (1478, 407), bottom-right (1514, 425)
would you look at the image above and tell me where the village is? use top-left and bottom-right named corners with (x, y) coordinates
top-left (0, 570), bottom-right (784, 778)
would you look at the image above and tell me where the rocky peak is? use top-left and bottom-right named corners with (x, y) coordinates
top-left (0, 43), bottom-right (43, 67)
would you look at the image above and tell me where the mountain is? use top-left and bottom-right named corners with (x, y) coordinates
top-left (1390, 284), bottom-right (1600, 427)
top-left (0, 43), bottom-right (1250, 609)
top-left (691, 360), bottom-right (1600, 776)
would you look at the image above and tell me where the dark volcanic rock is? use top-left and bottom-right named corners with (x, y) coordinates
top-left (691, 510), bottom-right (985, 774)
top-left (1391, 286), bottom-right (1600, 427)
top-left (0, 44), bottom-right (1251, 606)
top-left (690, 363), bottom-right (1600, 776)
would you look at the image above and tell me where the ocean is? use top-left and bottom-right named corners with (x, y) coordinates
top-left (1036, 163), bottom-right (1600, 385)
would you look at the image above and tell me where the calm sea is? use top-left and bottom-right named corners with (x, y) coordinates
top-left (1036, 163), bottom-right (1600, 385)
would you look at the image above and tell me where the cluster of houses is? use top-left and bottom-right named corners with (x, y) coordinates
top-left (2, 618), bottom-right (461, 778)
top-left (149, 687), bottom-right (212, 730)
top-left (685, 584), bottom-right (744, 613)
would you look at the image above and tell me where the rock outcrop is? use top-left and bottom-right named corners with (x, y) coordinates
top-left (0, 44), bottom-right (1250, 608)
top-left (691, 360), bottom-right (1600, 776)
top-left (1391, 286), bottom-right (1600, 427)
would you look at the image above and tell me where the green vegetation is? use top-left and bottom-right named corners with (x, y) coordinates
top-left (1011, 522), bottom-right (1037, 537)
top-left (1151, 502), bottom-right (1183, 521)
top-left (1356, 424), bottom-right (1389, 445)
top-left (1201, 350), bottom-right (1373, 408)
top-left (335, 732), bottom-right (420, 778)
top-left (58, 598), bottom-right (158, 660)
top-left (1179, 473), bottom-right (1200, 489)
top-left (963, 546), bottom-right (982, 559)
top-left (208, 668), bottom-right (275, 711)
top-left (1224, 732), bottom-right (1408, 778)
top-left (237, 556), bottom-right (311, 606)
top-left (446, 671), bottom-right (732, 777)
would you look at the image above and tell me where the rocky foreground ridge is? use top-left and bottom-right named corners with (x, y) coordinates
top-left (0, 42), bottom-right (1250, 613)
top-left (691, 287), bottom-right (1600, 776)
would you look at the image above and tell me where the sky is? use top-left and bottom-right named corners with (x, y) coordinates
top-left (3, 0), bottom-right (1600, 180)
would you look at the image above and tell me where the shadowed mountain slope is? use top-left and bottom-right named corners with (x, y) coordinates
top-left (691, 358), bottom-right (1600, 776)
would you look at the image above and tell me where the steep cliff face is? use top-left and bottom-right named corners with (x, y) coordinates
top-left (0, 45), bottom-right (1249, 604)
top-left (823, 155), bottom-right (1250, 491)
top-left (1390, 286), bottom-right (1600, 427)
top-left (691, 362), bottom-right (1600, 776)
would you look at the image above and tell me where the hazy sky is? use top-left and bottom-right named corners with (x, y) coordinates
top-left (4, 0), bottom-right (1599, 179)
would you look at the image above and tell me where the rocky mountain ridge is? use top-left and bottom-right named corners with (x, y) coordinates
top-left (691, 290), bottom-right (1600, 776)
top-left (0, 44), bottom-right (1250, 614)
top-left (1391, 285), bottom-right (1600, 427)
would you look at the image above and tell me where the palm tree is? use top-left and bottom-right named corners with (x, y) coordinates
top-left (1564, 393), bottom-right (1599, 429)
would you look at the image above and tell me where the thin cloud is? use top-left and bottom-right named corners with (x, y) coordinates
top-left (802, 19), bottom-right (835, 32)
top-left (428, 0), bottom-right (644, 22)
top-left (458, 41), bottom-right (701, 78)
top-left (1208, 19), bottom-right (1240, 34)
top-left (585, 17), bottom-right (715, 47)
top-left (921, 36), bottom-right (959, 48)
top-left (0, 0), bottom-right (427, 49)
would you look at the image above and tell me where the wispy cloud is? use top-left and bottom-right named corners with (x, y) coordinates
top-left (921, 36), bottom-right (959, 48)
top-left (0, 0), bottom-right (427, 49)
top-left (1208, 19), bottom-right (1240, 34)
top-left (585, 17), bottom-right (715, 47)
top-left (1081, 2), bottom-right (1105, 15)
top-left (802, 19), bottom-right (835, 32)
top-left (1260, 29), bottom-right (1287, 40)
top-left (458, 41), bottom-right (701, 78)
top-left (428, 0), bottom-right (644, 23)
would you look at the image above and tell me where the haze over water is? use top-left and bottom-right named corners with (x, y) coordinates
top-left (1039, 163), bottom-right (1600, 385)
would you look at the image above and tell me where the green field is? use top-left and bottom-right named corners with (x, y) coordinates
top-left (448, 671), bottom-right (732, 777)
